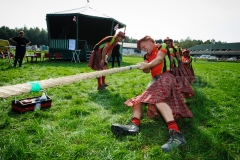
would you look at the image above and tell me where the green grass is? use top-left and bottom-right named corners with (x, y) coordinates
top-left (0, 57), bottom-right (239, 160)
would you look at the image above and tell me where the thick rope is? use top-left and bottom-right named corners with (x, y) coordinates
top-left (0, 64), bottom-right (141, 98)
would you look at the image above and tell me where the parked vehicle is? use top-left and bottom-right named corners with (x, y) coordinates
top-left (208, 56), bottom-right (219, 61)
top-left (227, 57), bottom-right (237, 61)
top-left (31, 45), bottom-right (39, 51)
top-left (26, 46), bottom-right (31, 50)
top-left (199, 55), bottom-right (210, 59)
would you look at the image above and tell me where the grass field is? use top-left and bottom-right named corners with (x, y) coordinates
top-left (0, 57), bottom-right (239, 160)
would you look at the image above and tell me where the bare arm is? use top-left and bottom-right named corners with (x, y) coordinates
top-left (102, 44), bottom-right (110, 61)
top-left (100, 44), bottom-right (110, 66)
top-left (139, 50), bottom-right (165, 70)
top-left (107, 50), bottom-right (113, 61)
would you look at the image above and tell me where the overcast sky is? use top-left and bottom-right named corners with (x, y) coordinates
top-left (1, 0), bottom-right (240, 43)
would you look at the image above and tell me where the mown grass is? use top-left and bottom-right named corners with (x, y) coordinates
top-left (0, 57), bottom-right (239, 160)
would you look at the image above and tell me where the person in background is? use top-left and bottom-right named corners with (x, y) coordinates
top-left (194, 55), bottom-right (197, 62)
top-left (145, 40), bottom-right (193, 99)
top-left (111, 35), bottom-right (193, 152)
top-left (163, 37), bottom-right (194, 98)
top-left (182, 48), bottom-right (195, 83)
top-left (163, 37), bottom-right (179, 75)
top-left (111, 43), bottom-right (121, 68)
top-left (88, 31), bottom-right (126, 90)
top-left (9, 31), bottom-right (31, 67)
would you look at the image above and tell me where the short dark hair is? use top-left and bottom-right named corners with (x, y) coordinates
top-left (137, 36), bottom-right (155, 50)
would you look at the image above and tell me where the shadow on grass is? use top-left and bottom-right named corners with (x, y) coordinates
top-left (100, 78), bottom-right (235, 159)
top-left (191, 75), bottom-right (210, 88)
top-left (86, 87), bottom-right (131, 114)
top-left (177, 86), bottom-right (235, 159)
top-left (0, 58), bottom-right (138, 72)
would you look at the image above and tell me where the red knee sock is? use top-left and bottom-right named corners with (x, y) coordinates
top-left (167, 120), bottom-right (180, 132)
top-left (132, 117), bottom-right (140, 126)
top-left (97, 78), bottom-right (102, 87)
top-left (102, 76), bottom-right (106, 84)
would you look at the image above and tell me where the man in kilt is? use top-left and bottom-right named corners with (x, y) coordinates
top-left (111, 36), bottom-right (193, 152)
top-left (164, 37), bottom-right (194, 98)
top-left (88, 31), bottom-right (126, 90)
top-left (182, 48), bottom-right (195, 83)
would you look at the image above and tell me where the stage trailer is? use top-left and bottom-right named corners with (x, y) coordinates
top-left (46, 6), bottom-right (126, 61)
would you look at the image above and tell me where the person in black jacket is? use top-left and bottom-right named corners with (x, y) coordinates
top-left (9, 31), bottom-right (31, 67)
top-left (111, 44), bottom-right (121, 68)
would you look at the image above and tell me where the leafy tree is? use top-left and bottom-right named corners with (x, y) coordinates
top-left (0, 26), bottom-right (48, 47)
top-left (124, 36), bottom-right (137, 43)
top-left (0, 25), bottom-right (227, 49)
top-left (155, 39), bottom-right (162, 44)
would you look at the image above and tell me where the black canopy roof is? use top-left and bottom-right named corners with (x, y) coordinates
top-left (46, 6), bottom-right (126, 48)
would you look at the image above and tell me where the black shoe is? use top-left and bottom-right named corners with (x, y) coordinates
top-left (97, 85), bottom-right (105, 90)
top-left (161, 129), bottom-right (186, 152)
top-left (111, 122), bottom-right (140, 135)
top-left (102, 83), bottom-right (109, 87)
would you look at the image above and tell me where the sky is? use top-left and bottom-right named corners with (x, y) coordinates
top-left (1, 0), bottom-right (240, 43)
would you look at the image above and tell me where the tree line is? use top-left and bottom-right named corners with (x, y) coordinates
top-left (0, 26), bottom-right (48, 46)
top-left (124, 37), bottom-right (226, 49)
top-left (0, 26), bottom-right (226, 49)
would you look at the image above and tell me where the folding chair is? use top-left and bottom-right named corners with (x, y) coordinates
top-left (54, 53), bottom-right (64, 60)
top-left (43, 53), bottom-right (52, 61)
top-left (35, 52), bottom-right (42, 61)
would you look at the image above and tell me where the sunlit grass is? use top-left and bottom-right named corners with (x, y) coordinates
top-left (0, 57), bottom-right (239, 160)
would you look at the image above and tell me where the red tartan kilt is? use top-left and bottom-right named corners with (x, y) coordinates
top-left (178, 62), bottom-right (188, 76)
top-left (175, 76), bottom-right (194, 98)
top-left (184, 67), bottom-right (194, 83)
top-left (178, 62), bottom-right (194, 84)
top-left (88, 50), bottom-right (108, 70)
top-left (172, 67), bottom-right (194, 98)
top-left (124, 72), bottom-right (193, 119)
top-left (172, 67), bottom-right (180, 76)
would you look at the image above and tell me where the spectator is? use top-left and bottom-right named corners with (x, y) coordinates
top-left (9, 31), bottom-right (31, 67)
top-left (111, 43), bottom-right (121, 68)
